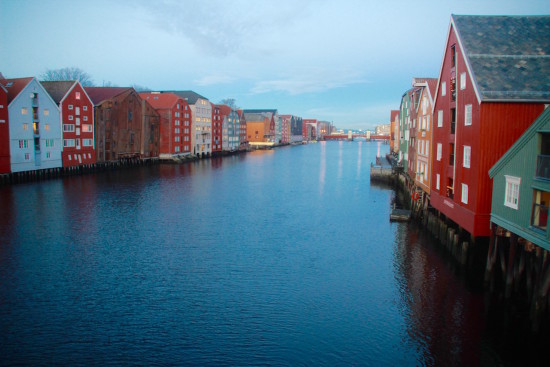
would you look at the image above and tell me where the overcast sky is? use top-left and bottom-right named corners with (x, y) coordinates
top-left (1, 0), bottom-right (548, 130)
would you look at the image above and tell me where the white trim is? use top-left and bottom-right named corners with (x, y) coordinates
top-left (504, 175), bottom-right (521, 210)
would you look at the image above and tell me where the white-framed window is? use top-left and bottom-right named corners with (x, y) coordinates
top-left (82, 124), bottom-right (93, 132)
top-left (75, 92), bottom-right (81, 100)
top-left (436, 143), bottom-right (442, 161)
top-left (465, 104), bottom-right (472, 126)
top-left (63, 124), bottom-right (75, 132)
top-left (46, 152), bottom-right (51, 158)
top-left (504, 175), bottom-right (521, 210)
top-left (44, 109), bottom-right (49, 116)
top-left (442, 81), bottom-right (447, 96)
top-left (460, 72), bottom-right (467, 90)
top-left (437, 110), bottom-right (443, 127)
top-left (24, 153), bottom-right (30, 160)
top-left (463, 146), bottom-right (471, 168)
top-left (175, 146), bottom-right (181, 152)
top-left (82, 139), bottom-right (93, 147)
top-left (68, 104), bottom-right (73, 110)
top-left (426, 141), bottom-right (429, 157)
top-left (21, 107), bottom-right (27, 115)
top-left (68, 115), bottom-right (74, 121)
top-left (19, 140), bottom-right (28, 149)
top-left (76, 117), bottom-right (80, 126)
top-left (461, 183), bottom-right (468, 204)
top-left (75, 107), bottom-right (80, 116)
top-left (83, 116), bottom-right (88, 121)
top-left (83, 105), bottom-right (88, 111)
top-left (76, 139), bottom-right (80, 149)
top-left (436, 174), bottom-right (440, 190)
top-left (63, 139), bottom-right (75, 147)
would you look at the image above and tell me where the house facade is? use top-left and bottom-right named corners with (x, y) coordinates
top-left (218, 105), bottom-right (240, 152)
top-left (413, 78), bottom-right (437, 195)
top-left (489, 107), bottom-right (550, 252)
top-left (303, 119), bottom-right (318, 141)
top-left (212, 104), bottom-right (222, 153)
top-left (42, 81), bottom-right (96, 167)
top-left (407, 86), bottom-right (421, 182)
top-left (243, 109), bottom-right (277, 143)
top-left (390, 110), bottom-right (399, 154)
top-left (245, 113), bottom-right (271, 143)
top-left (430, 15), bottom-right (550, 238)
top-left (398, 90), bottom-right (412, 170)
top-left (0, 84), bottom-right (9, 173)
top-left (140, 92), bottom-right (191, 158)
top-left (86, 87), bottom-right (160, 162)
top-left (237, 109), bottom-right (248, 150)
top-left (280, 115), bottom-right (291, 144)
top-left (289, 115), bottom-right (303, 143)
top-left (168, 91), bottom-right (211, 157)
top-left (1, 77), bottom-right (62, 173)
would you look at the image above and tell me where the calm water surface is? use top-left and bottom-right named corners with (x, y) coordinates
top-left (0, 142), bottom-right (527, 366)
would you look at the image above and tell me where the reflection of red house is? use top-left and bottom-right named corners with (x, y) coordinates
top-left (85, 87), bottom-right (160, 162)
top-left (430, 15), bottom-right (549, 237)
top-left (140, 92), bottom-right (191, 158)
top-left (42, 81), bottom-right (96, 167)
top-left (0, 83), bottom-right (9, 173)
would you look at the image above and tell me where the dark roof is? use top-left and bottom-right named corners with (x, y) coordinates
top-left (41, 81), bottom-right (76, 104)
top-left (84, 87), bottom-right (132, 105)
top-left (243, 109), bottom-right (277, 114)
top-left (162, 90), bottom-right (208, 104)
top-left (453, 14), bottom-right (550, 101)
top-left (0, 77), bottom-right (34, 104)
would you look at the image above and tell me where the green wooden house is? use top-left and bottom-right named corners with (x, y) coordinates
top-left (489, 107), bottom-right (550, 251)
top-left (398, 89), bottom-right (413, 171)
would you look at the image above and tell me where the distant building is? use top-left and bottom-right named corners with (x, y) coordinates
top-left (218, 104), bottom-right (240, 151)
top-left (375, 124), bottom-right (391, 136)
top-left (140, 92), bottom-right (191, 158)
top-left (237, 109), bottom-right (248, 150)
top-left (1, 77), bottom-right (62, 173)
top-left (303, 119), bottom-right (318, 141)
top-left (212, 104), bottom-right (222, 153)
top-left (0, 83), bottom-right (9, 173)
top-left (390, 110), bottom-right (399, 153)
top-left (243, 109), bottom-right (278, 143)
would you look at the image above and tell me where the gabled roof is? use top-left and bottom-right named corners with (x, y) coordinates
top-left (163, 90), bottom-right (208, 104)
top-left (243, 109), bottom-right (277, 114)
top-left (413, 78), bottom-right (438, 106)
top-left (0, 77), bottom-right (34, 104)
top-left (489, 107), bottom-right (550, 178)
top-left (217, 104), bottom-right (233, 117)
top-left (41, 81), bottom-right (77, 104)
top-left (244, 113), bottom-right (268, 123)
top-left (390, 110), bottom-right (399, 122)
top-left (452, 14), bottom-right (550, 102)
top-left (84, 87), bottom-right (132, 105)
top-left (139, 92), bottom-right (181, 109)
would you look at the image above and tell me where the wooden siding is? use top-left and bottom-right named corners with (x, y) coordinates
top-left (0, 86), bottom-right (9, 173)
top-left (491, 109), bottom-right (550, 251)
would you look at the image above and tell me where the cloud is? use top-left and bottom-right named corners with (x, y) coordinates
top-left (194, 75), bottom-right (235, 86)
top-left (251, 70), bottom-right (369, 95)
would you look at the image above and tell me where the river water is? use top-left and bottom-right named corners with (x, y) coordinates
top-left (0, 141), bottom-right (545, 366)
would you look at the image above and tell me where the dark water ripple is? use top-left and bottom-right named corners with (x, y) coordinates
top-left (0, 142), bottom-right (514, 366)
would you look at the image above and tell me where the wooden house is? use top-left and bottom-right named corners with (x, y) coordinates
top-left (42, 81), bottom-right (96, 167)
top-left (430, 15), bottom-right (550, 238)
top-left (244, 109), bottom-right (277, 143)
top-left (407, 85), bottom-right (422, 182)
top-left (218, 105), bottom-right (240, 152)
top-left (1, 77), bottom-right (62, 173)
top-left (237, 109), bottom-right (248, 150)
top-left (139, 92), bottom-right (191, 158)
top-left (85, 87), bottom-right (160, 162)
top-left (489, 107), bottom-right (550, 251)
top-left (390, 110), bottom-right (399, 154)
top-left (280, 115), bottom-right (291, 144)
top-left (303, 119), bottom-right (318, 141)
top-left (0, 83), bottom-right (9, 173)
top-left (244, 112), bottom-right (271, 144)
top-left (398, 89), bottom-right (413, 170)
top-left (212, 104), bottom-right (222, 153)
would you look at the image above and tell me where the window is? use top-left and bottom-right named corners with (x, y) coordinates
top-left (83, 105), bottom-right (88, 111)
top-left (45, 139), bottom-right (54, 147)
top-left (83, 116), bottom-right (88, 121)
top-left (426, 141), bottom-right (429, 157)
top-left (460, 72), bottom-right (466, 90)
top-left (46, 152), bottom-right (51, 158)
top-left (437, 110), bottom-right (443, 127)
top-left (436, 143), bottom-right (442, 161)
top-left (44, 124), bottom-right (50, 130)
top-left (532, 190), bottom-right (550, 230)
top-left (175, 146), bottom-right (181, 152)
top-left (68, 104), bottom-right (73, 110)
top-left (436, 174), bottom-right (440, 190)
top-left (442, 82), bottom-right (446, 96)
top-left (76, 139), bottom-right (80, 148)
top-left (23, 123), bottom-right (28, 130)
top-left (76, 107), bottom-right (80, 115)
top-left (68, 115), bottom-right (74, 121)
top-left (82, 139), bottom-right (93, 147)
top-left (463, 146), bottom-right (471, 168)
top-left (19, 140), bottom-right (28, 149)
top-left (24, 153), bottom-right (30, 160)
top-left (465, 104), bottom-right (472, 126)
top-left (63, 124), bottom-right (75, 132)
top-left (504, 176), bottom-right (521, 210)
top-left (461, 184), bottom-right (468, 204)
top-left (44, 109), bottom-right (49, 116)
top-left (75, 92), bottom-right (81, 100)
top-left (21, 107), bottom-right (28, 115)
top-left (76, 118), bottom-right (80, 126)
top-left (82, 124), bottom-right (93, 132)
top-left (63, 139), bottom-right (75, 147)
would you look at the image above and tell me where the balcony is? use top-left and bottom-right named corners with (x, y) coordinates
top-left (536, 155), bottom-right (550, 180)
top-left (531, 202), bottom-right (548, 231)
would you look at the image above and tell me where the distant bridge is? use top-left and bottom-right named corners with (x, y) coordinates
top-left (323, 134), bottom-right (390, 141)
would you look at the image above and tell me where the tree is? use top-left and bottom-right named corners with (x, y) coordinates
top-left (40, 67), bottom-right (94, 86)
top-left (219, 98), bottom-right (238, 109)
top-left (132, 84), bottom-right (151, 92)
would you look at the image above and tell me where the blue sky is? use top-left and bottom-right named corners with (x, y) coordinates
top-left (1, 0), bottom-right (548, 130)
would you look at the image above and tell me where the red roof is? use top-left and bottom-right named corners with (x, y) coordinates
top-left (84, 87), bottom-right (131, 105)
top-left (217, 104), bottom-right (232, 117)
top-left (390, 110), bottom-right (399, 121)
top-left (0, 77), bottom-right (34, 104)
top-left (139, 92), bottom-right (181, 110)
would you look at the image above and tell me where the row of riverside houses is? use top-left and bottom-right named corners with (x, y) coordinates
top-left (389, 14), bottom-right (550, 316)
top-left (0, 75), bottom-right (335, 177)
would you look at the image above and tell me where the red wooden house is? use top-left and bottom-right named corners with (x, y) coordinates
top-left (303, 119), bottom-right (318, 141)
top-left (430, 15), bottom-right (550, 238)
top-left (85, 87), bottom-right (160, 162)
top-left (42, 81), bottom-right (96, 167)
top-left (140, 92), bottom-right (191, 158)
top-left (0, 83), bottom-right (9, 173)
top-left (212, 104), bottom-right (222, 153)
